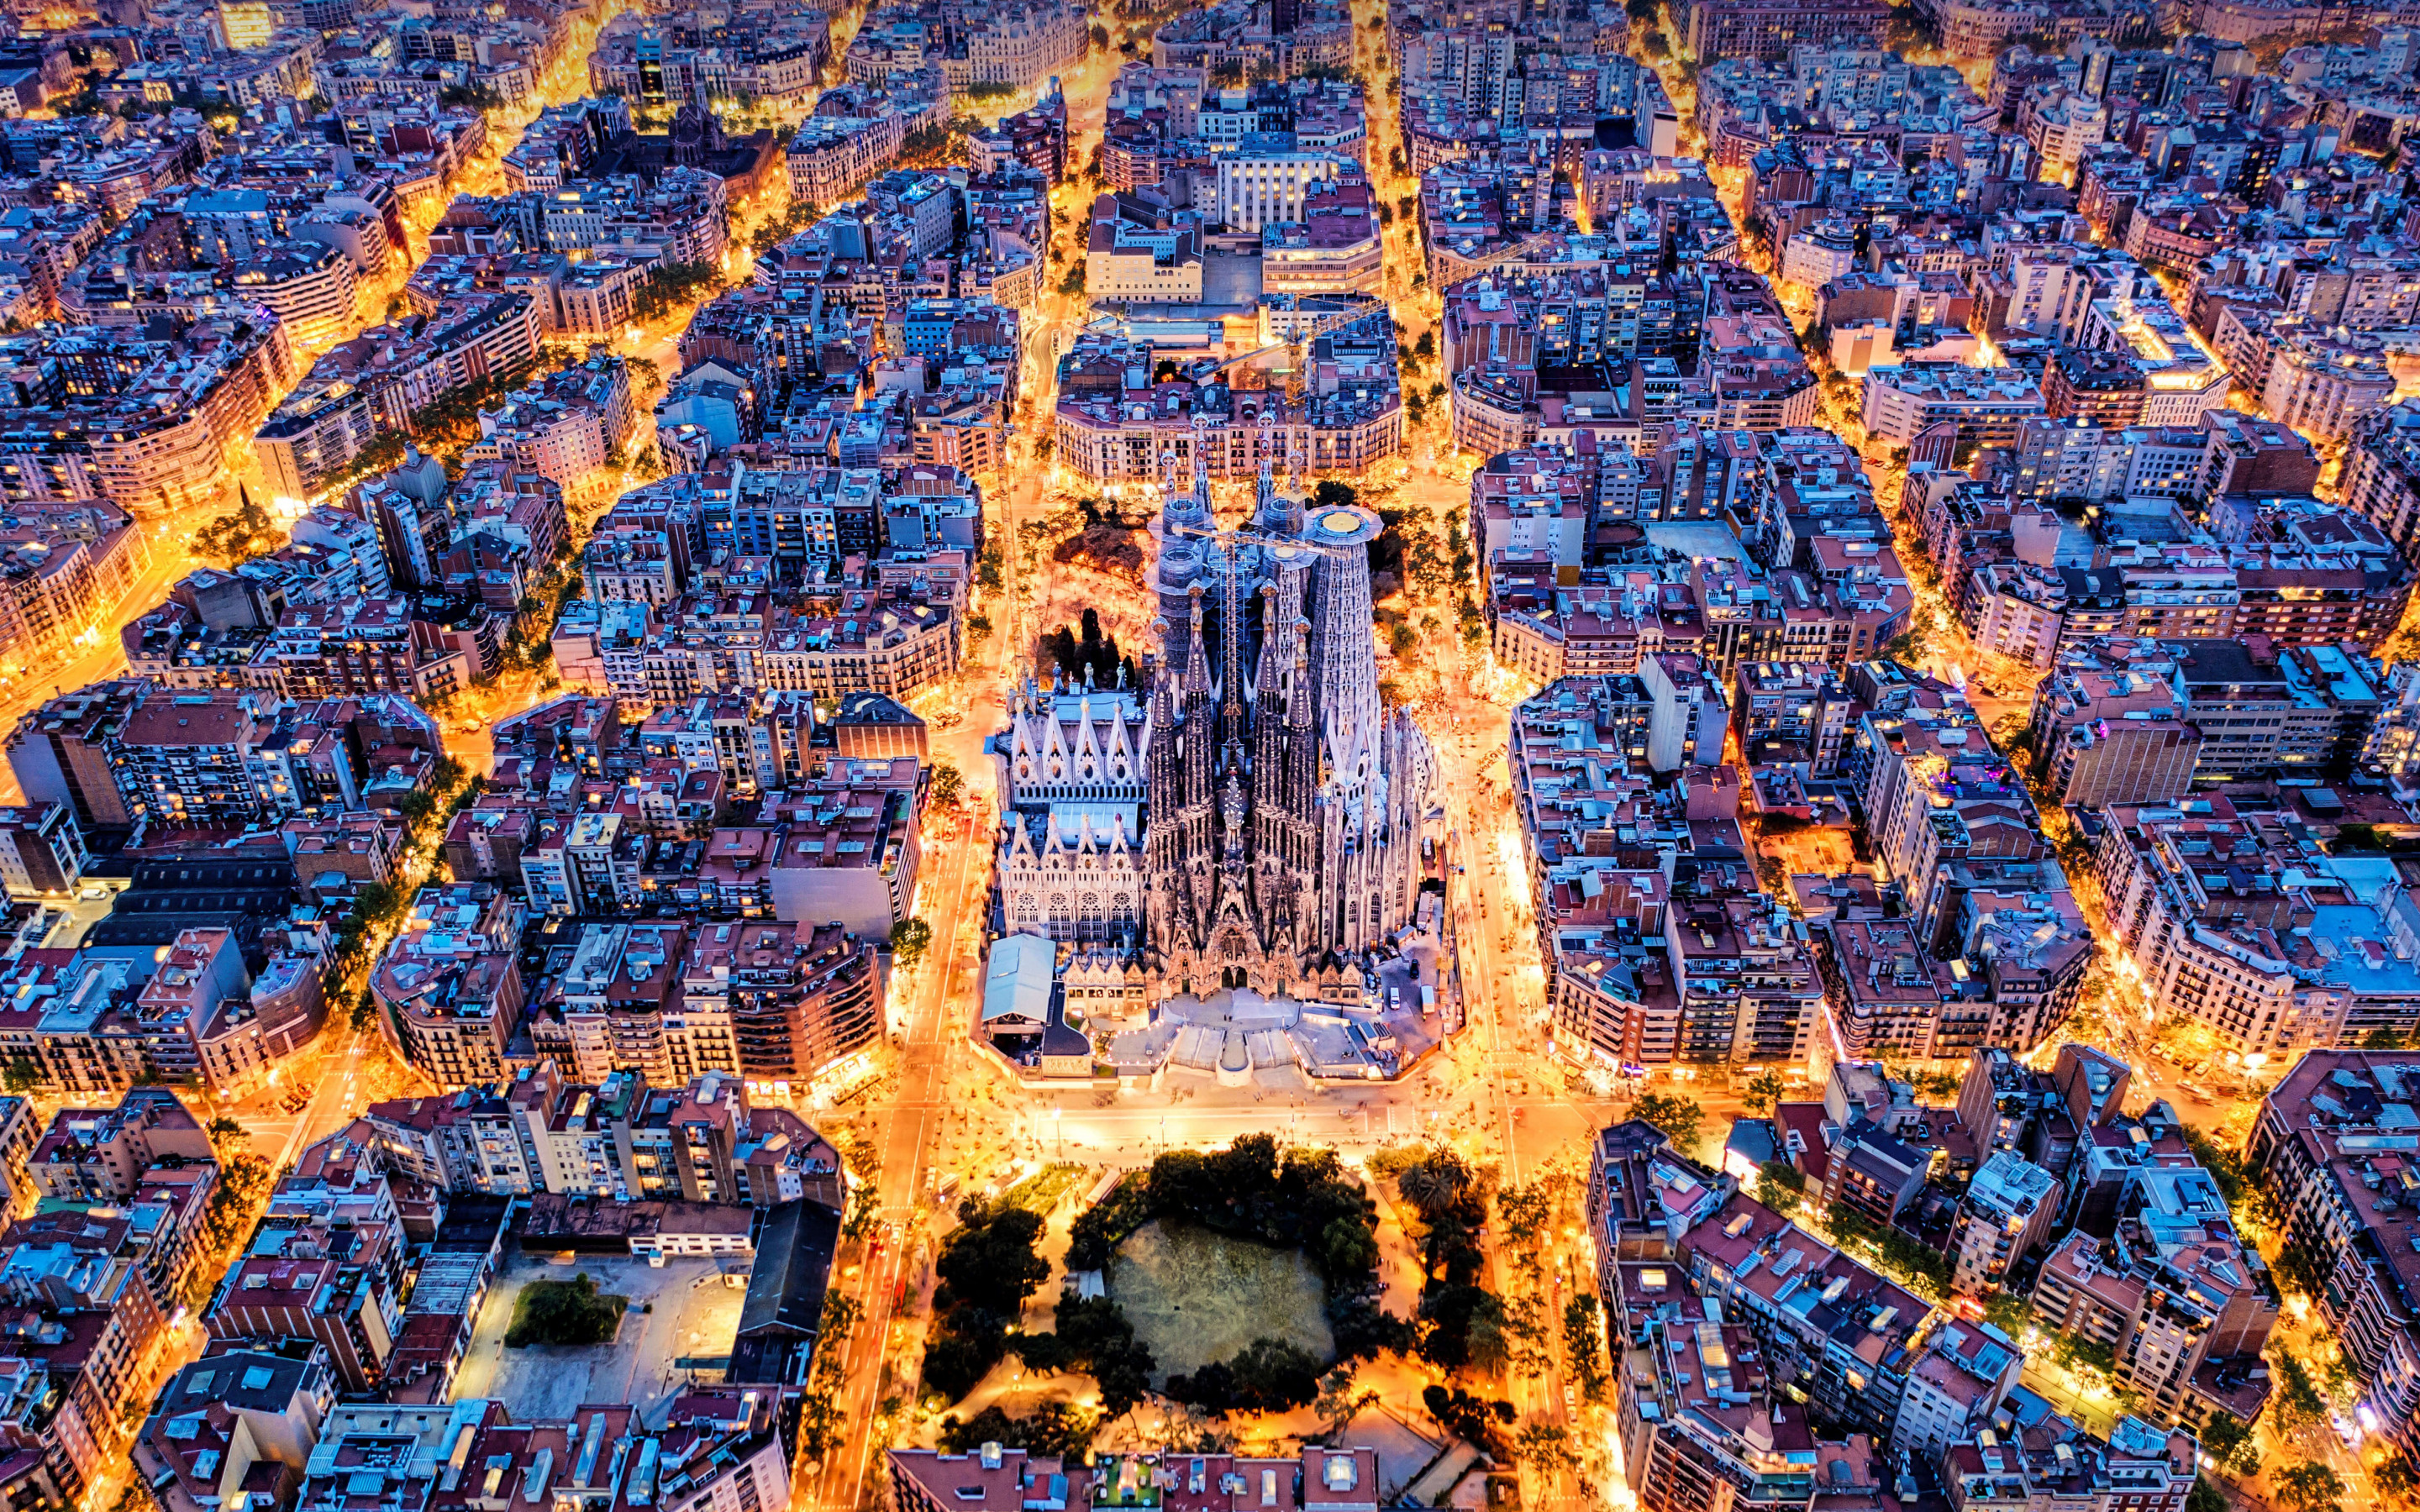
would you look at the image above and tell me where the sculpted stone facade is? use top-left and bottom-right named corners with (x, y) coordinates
top-left (995, 680), bottom-right (1150, 946)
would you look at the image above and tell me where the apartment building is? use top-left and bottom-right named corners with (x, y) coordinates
top-left (2026, 638), bottom-right (2201, 808)
top-left (2261, 323), bottom-right (2396, 444)
top-left (369, 881), bottom-right (529, 1089)
top-left (0, 803), bottom-right (90, 897)
top-left (1216, 150), bottom-right (1344, 232)
top-left (1948, 1151), bottom-right (2062, 1296)
top-left (1857, 692), bottom-right (2045, 943)
top-left (1862, 362), bottom-right (2047, 451)
top-left (0, 313), bottom-right (297, 515)
top-left (2028, 1153), bottom-right (2275, 1426)
top-left (1944, 1415), bottom-right (2196, 1512)
top-left (132, 1348), bottom-right (336, 1512)
top-left (2344, 397), bottom-right (2420, 561)
top-left (0, 503), bottom-right (152, 671)
top-left (2081, 795), bottom-right (2420, 1052)
top-left (892, 1446), bottom-right (1383, 1512)
top-left (1677, 1189), bottom-right (1932, 1438)
top-left (1679, 0), bottom-right (1891, 61)
top-left (1053, 327), bottom-right (1402, 480)
top-left (1890, 1318), bottom-right (2027, 1467)
top-left (27, 1089), bottom-right (213, 1205)
top-left (8, 682), bottom-right (443, 836)
top-left (2245, 1052), bottom-right (2420, 1459)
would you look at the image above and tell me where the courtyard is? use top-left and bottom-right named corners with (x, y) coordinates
top-left (450, 1252), bottom-right (747, 1425)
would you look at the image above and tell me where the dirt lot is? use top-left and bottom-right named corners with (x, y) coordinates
top-left (1758, 824), bottom-right (1860, 879)
top-left (1105, 1219), bottom-right (1333, 1378)
top-left (450, 1253), bottom-right (746, 1425)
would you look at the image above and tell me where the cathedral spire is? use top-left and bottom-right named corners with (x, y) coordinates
top-left (1163, 444), bottom-right (1207, 533)
top-left (1181, 585), bottom-right (1213, 696)
top-left (1191, 412), bottom-right (1213, 515)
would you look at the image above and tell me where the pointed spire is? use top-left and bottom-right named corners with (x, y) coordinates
top-left (1256, 421), bottom-right (1276, 522)
top-left (1181, 584), bottom-right (1213, 696)
top-left (1191, 411), bottom-right (1213, 512)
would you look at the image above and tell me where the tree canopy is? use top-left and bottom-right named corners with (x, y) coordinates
top-left (2274, 1465), bottom-right (2344, 1512)
top-left (507, 1275), bottom-right (625, 1347)
top-left (1631, 1092), bottom-right (1704, 1153)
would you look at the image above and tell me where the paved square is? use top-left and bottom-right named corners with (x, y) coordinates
top-left (450, 1253), bottom-right (746, 1425)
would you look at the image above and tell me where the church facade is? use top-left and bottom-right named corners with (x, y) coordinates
top-left (994, 679), bottom-right (1150, 945)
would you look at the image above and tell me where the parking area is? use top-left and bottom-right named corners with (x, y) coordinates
top-left (449, 1253), bottom-right (748, 1425)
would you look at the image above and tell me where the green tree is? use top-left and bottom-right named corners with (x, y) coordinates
top-left (1315, 1364), bottom-right (1377, 1430)
top-left (1, 1056), bottom-right (39, 1094)
top-left (1020, 1294), bottom-right (1157, 1415)
top-left (891, 916), bottom-right (934, 969)
top-left (1397, 1147), bottom-right (1476, 1220)
top-left (923, 1324), bottom-right (1007, 1401)
top-left (195, 491), bottom-right (278, 568)
top-left (507, 1274), bottom-right (626, 1346)
top-left (936, 1200), bottom-right (1051, 1318)
top-left (1564, 1293), bottom-right (1609, 1402)
top-left (1495, 1179), bottom-right (1555, 1248)
top-left (2196, 1415), bottom-right (2258, 1477)
top-left (939, 1403), bottom-right (1098, 1457)
top-left (1512, 1422), bottom-right (1578, 1475)
top-left (1741, 1068), bottom-right (1787, 1115)
top-left (629, 260), bottom-right (724, 320)
top-left (1421, 1384), bottom-right (1515, 1452)
top-left (1319, 1214), bottom-right (1381, 1276)
top-left (2372, 1454), bottom-right (2419, 1504)
top-left (929, 761), bottom-right (965, 811)
top-left (1754, 1159), bottom-right (1805, 1212)
top-left (2185, 1478), bottom-right (2227, 1512)
top-left (1979, 1289), bottom-right (2031, 1337)
top-left (1227, 1336), bottom-right (1324, 1411)
top-left (2054, 1335), bottom-right (2118, 1376)
top-left (1631, 1092), bottom-right (1704, 1153)
top-left (1462, 1289), bottom-right (1515, 1373)
top-left (2272, 1349), bottom-right (2327, 1434)
top-left (2274, 1465), bottom-right (2344, 1512)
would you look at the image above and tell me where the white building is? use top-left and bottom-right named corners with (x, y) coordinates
top-left (1216, 152), bottom-right (1344, 233)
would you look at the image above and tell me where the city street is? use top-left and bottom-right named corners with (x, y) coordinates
top-left (23, 4), bottom-right (2379, 1509)
top-left (0, 506), bottom-right (218, 799)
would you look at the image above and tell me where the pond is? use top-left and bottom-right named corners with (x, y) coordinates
top-left (1105, 1218), bottom-right (1335, 1378)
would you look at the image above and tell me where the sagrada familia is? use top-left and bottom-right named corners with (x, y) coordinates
top-left (1139, 447), bottom-right (1436, 1000)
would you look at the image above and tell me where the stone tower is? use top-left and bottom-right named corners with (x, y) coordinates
top-left (1141, 456), bottom-right (1434, 999)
